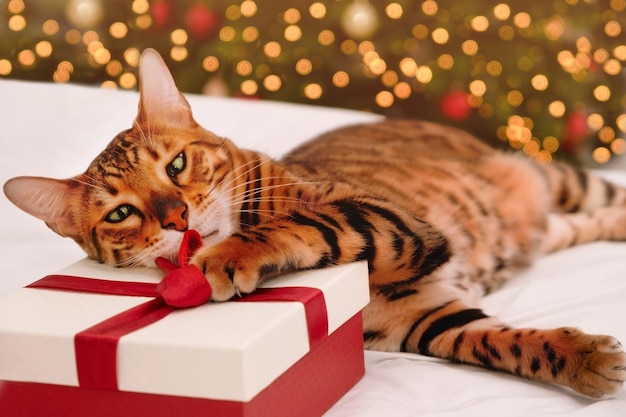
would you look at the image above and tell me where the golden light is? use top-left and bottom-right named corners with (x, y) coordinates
top-left (470, 16), bottom-right (489, 32)
top-left (543, 136), bottom-right (560, 153)
top-left (614, 45), bottom-right (626, 60)
top-left (17, 50), bottom-right (35, 67)
top-left (119, 72), bottom-right (137, 89)
top-left (381, 70), bottom-right (398, 87)
top-left (341, 40), bottom-right (357, 55)
top-left (304, 83), bottom-right (323, 99)
top-left (493, 3), bottom-right (511, 20)
top-left (202, 56), bottom-right (220, 72)
top-left (412, 24), bottom-right (429, 39)
top-left (513, 12), bottom-right (531, 29)
top-left (318, 30), bottom-right (335, 46)
top-left (617, 114), bottom-right (626, 132)
top-left (544, 18), bottom-right (564, 40)
top-left (603, 59), bottom-right (622, 75)
top-left (53, 70), bottom-right (70, 83)
top-left (171, 29), bottom-right (188, 45)
top-left (358, 41), bottom-right (375, 55)
top-left (264, 42), bottom-right (281, 58)
top-left (592, 147), bottom-right (611, 164)
top-left (531, 74), bottom-right (549, 91)
top-left (241, 80), bottom-right (258, 95)
top-left (170, 46), bottom-right (188, 62)
top-left (523, 140), bottom-right (540, 157)
top-left (461, 40), bottom-right (479, 56)
top-left (135, 14), bottom-right (152, 29)
top-left (236, 60), bottom-right (253, 76)
top-left (242, 26), bottom-right (259, 42)
top-left (106, 60), bottom-right (123, 77)
top-left (605, 20), bottom-right (622, 37)
top-left (548, 101), bottom-right (565, 117)
top-left (437, 54), bottom-right (454, 70)
top-left (432, 28), bottom-right (449, 45)
top-left (309, 2), bottom-right (326, 19)
top-left (498, 25), bottom-right (515, 41)
top-left (240, 0), bottom-right (258, 17)
top-left (422, 0), bottom-right (438, 16)
top-left (65, 29), bottom-right (82, 45)
top-left (507, 90), bottom-right (524, 106)
top-left (593, 48), bottom-right (609, 64)
top-left (42, 19), bottom-right (60, 36)
top-left (284, 25), bottom-right (302, 42)
top-left (123, 48), bottom-right (140, 67)
top-left (399, 58), bottom-right (417, 77)
top-left (587, 113), bottom-right (604, 130)
top-left (598, 126), bottom-right (615, 143)
top-left (332, 71), bottom-right (350, 87)
top-left (386, 3), bottom-right (403, 19)
top-left (109, 22), bottom-right (128, 39)
top-left (416, 66), bottom-right (433, 83)
top-left (0, 60), bottom-right (12, 76)
top-left (225, 5), bottom-right (241, 20)
top-left (101, 81), bottom-right (118, 89)
top-left (219, 26), bottom-right (236, 42)
top-left (35, 41), bottom-right (53, 58)
top-left (368, 58), bottom-right (387, 75)
top-left (593, 85), bottom-right (611, 102)
top-left (8, 15), bottom-right (26, 31)
top-left (394, 82), bottom-right (411, 99)
top-left (284, 8), bottom-right (301, 24)
top-left (296, 59), bottom-right (313, 75)
top-left (375, 91), bottom-right (394, 108)
top-left (611, 138), bottom-right (626, 154)
top-left (8, 0), bottom-right (25, 13)
top-left (132, 0), bottom-right (149, 14)
top-left (93, 48), bottom-right (111, 65)
top-left (263, 75), bottom-right (282, 92)
top-left (469, 80), bottom-right (486, 96)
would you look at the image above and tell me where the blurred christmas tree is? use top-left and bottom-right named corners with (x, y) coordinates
top-left (1, 0), bottom-right (626, 165)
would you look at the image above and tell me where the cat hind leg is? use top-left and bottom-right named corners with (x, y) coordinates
top-left (395, 299), bottom-right (626, 397)
top-left (541, 207), bottom-right (626, 253)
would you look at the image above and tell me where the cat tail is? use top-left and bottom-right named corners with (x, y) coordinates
top-left (536, 161), bottom-right (626, 253)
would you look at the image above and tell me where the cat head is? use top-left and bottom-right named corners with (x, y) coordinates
top-left (3, 49), bottom-right (238, 266)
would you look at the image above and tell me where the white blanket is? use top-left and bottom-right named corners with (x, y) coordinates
top-left (0, 80), bottom-right (625, 416)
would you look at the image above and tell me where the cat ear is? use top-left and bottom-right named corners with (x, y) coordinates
top-left (135, 48), bottom-right (196, 128)
top-left (3, 176), bottom-right (80, 238)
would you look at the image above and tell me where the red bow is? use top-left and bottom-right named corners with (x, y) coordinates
top-left (154, 230), bottom-right (213, 308)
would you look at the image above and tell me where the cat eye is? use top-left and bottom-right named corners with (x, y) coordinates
top-left (166, 152), bottom-right (186, 178)
top-left (105, 204), bottom-right (136, 223)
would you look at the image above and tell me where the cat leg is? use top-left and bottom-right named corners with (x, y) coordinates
top-left (541, 162), bottom-right (626, 212)
top-left (541, 207), bottom-right (626, 253)
top-left (389, 297), bottom-right (626, 397)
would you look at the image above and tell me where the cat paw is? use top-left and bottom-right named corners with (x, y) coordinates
top-left (189, 244), bottom-right (263, 301)
top-left (566, 331), bottom-right (626, 398)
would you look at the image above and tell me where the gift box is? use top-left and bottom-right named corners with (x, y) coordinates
top-left (0, 256), bottom-right (369, 417)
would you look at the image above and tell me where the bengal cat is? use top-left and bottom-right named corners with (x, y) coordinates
top-left (4, 49), bottom-right (626, 398)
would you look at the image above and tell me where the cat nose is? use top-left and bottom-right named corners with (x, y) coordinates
top-left (156, 199), bottom-right (188, 231)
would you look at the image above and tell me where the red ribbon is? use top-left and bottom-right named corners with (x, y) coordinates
top-left (27, 230), bottom-right (328, 392)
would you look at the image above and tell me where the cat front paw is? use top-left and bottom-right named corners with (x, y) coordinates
top-left (189, 244), bottom-right (264, 301)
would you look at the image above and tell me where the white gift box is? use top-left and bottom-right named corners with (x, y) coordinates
top-left (0, 259), bottom-right (370, 417)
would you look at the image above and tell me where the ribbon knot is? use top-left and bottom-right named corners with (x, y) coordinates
top-left (155, 230), bottom-right (212, 308)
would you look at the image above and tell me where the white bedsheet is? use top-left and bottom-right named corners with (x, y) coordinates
top-left (0, 80), bottom-right (625, 416)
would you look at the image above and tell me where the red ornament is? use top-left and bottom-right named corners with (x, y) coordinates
top-left (185, 3), bottom-right (220, 40)
top-left (440, 90), bottom-right (472, 121)
top-left (151, 0), bottom-right (171, 30)
top-left (563, 110), bottom-right (588, 152)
